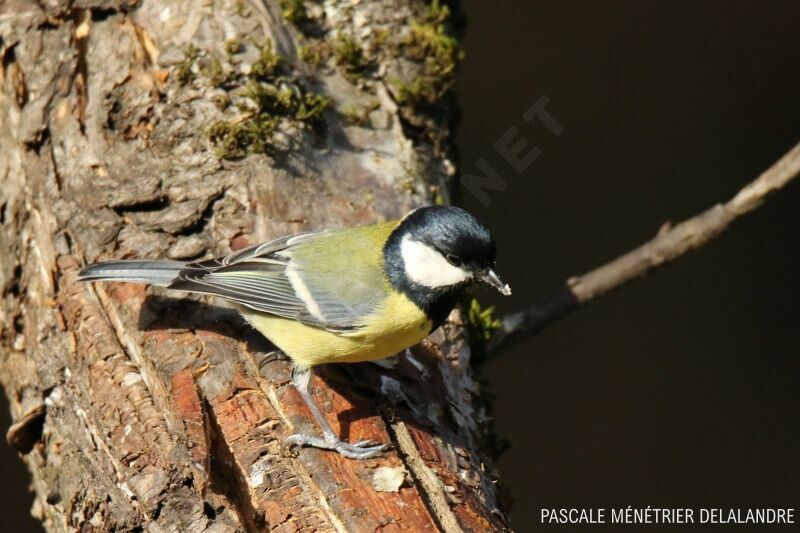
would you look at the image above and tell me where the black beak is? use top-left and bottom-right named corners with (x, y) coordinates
top-left (479, 268), bottom-right (511, 295)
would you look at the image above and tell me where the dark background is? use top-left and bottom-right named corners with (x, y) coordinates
top-left (2, 1), bottom-right (799, 531)
top-left (456, 0), bottom-right (800, 531)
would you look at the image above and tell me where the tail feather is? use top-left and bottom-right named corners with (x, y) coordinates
top-left (77, 260), bottom-right (186, 287)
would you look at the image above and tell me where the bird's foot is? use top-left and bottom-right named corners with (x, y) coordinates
top-left (282, 433), bottom-right (389, 460)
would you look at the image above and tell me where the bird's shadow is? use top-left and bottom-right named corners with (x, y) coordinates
top-left (138, 294), bottom-right (274, 354)
top-left (138, 294), bottom-right (464, 447)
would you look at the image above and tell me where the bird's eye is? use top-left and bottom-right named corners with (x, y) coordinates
top-left (446, 254), bottom-right (462, 267)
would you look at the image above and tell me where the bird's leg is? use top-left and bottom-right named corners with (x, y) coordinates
top-left (282, 367), bottom-right (389, 460)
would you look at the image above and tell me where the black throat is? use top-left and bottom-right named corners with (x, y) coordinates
top-left (383, 229), bottom-right (469, 332)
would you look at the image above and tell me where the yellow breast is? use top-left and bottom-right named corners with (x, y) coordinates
top-left (241, 291), bottom-right (432, 370)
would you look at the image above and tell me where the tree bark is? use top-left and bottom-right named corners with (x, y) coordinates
top-left (0, 1), bottom-right (507, 531)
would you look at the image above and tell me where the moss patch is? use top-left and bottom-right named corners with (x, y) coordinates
top-left (201, 40), bottom-right (330, 159)
top-left (224, 39), bottom-right (241, 56)
top-left (466, 298), bottom-right (502, 347)
top-left (175, 44), bottom-right (200, 85)
top-left (333, 32), bottom-right (373, 80)
top-left (341, 100), bottom-right (380, 126)
top-left (207, 115), bottom-right (279, 159)
top-left (246, 81), bottom-right (329, 125)
top-left (249, 39), bottom-right (283, 80)
top-left (201, 55), bottom-right (227, 87)
top-left (432, 186), bottom-right (446, 205)
top-left (234, 1), bottom-right (250, 17)
top-left (278, 0), bottom-right (309, 25)
top-left (299, 41), bottom-right (332, 67)
top-left (393, 1), bottom-right (463, 106)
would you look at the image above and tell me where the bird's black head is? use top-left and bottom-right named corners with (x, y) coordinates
top-left (384, 206), bottom-right (510, 329)
top-left (398, 206), bottom-right (497, 271)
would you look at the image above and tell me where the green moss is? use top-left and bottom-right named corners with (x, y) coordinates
top-left (389, 78), bottom-right (418, 106)
top-left (199, 38), bottom-right (330, 159)
top-left (177, 46), bottom-right (234, 88)
top-left (341, 100), bottom-right (379, 126)
top-left (245, 80), bottom-right (329, 125)
top-left (385, 0), bottom-right (463, 107)
top-left (390, 77), bottom-right (447, 107)
top-left (249, 40), bottom-right (283, 80)
top-left (395, 171), bottom-right (420, 194)
top-left (397, 21), bottom-right (462, 105)
top-left (208, 81), bottom-right (329, 159)
top-left (278, 0), bottom-right (309, 24)
top-left (432, 187), bottom-right (446, 205)
top-left (370, 28), bottom-right (391, 51)
top-left (466, 298), bottom-right (502, 345)
top-left (405, 21), bottom-right (460, 76)
top-left (299, 41), bottom-right (331, 67)
top-left (224, 39), bottom-right (241, 55)
top-left (202, 55), bottom-right (227, 87)
top-left (212, 93), bottom-right (231, 110)
top-left (296, 91), bottom-right (331, 124)
top-left (246, 81), bottom-right (290, 114)
top-left (333, 32), bottom-right (372, 80)
top-left (333, 33), bottom-right (362, 67)
top-left (234, 1), bottom-right (250, 17)
top-left (175, 44), bottom-right (199, 85)
top-left (425, 0), bottom-right (452, 25)
top-left (207, 115), bottom-right (279, 159)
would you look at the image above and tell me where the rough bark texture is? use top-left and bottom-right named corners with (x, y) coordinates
top-left (0, 0), bottom-right (506, 531)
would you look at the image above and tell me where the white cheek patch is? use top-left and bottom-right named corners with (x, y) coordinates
top-left (400, 235), bottom-right (471, 288)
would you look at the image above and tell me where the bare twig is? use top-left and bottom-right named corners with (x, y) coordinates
top-left (489, 141), bottom-right (800, 356)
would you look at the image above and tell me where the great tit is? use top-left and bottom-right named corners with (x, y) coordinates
top-left (78, 205), bottom-right (510, 459)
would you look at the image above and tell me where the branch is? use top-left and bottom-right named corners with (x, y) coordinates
top-left (489, 141), bottom-right (800, 356)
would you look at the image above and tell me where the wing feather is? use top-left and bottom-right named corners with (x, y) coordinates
top-left (168, 226), bottom-right (390, 332)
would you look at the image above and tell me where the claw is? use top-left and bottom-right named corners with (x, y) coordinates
top-left (281, 433), bottom-right (320, 457)
top-left (282, 433), bottom-right (389, 460)
top-left (287, 368), bottom-right (390, 460)
top-left (258, 350), bottom-right (290, 374)
top-left (334, 440), bottom-right (388, 460)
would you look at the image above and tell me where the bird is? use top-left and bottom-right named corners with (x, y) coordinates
top-left (78, 205), bottom-right (511, 459)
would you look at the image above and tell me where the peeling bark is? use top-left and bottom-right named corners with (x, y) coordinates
top-left (1, 0), bottom-right (507, 531)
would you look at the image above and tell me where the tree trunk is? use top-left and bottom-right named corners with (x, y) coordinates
top-left (0, 0), bottom-right (507, 531)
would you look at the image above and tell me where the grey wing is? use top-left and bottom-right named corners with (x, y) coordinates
top-left (187, 231), bottom-right (322, 269)
top-left (169, 231), bottom-right (374, 332)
